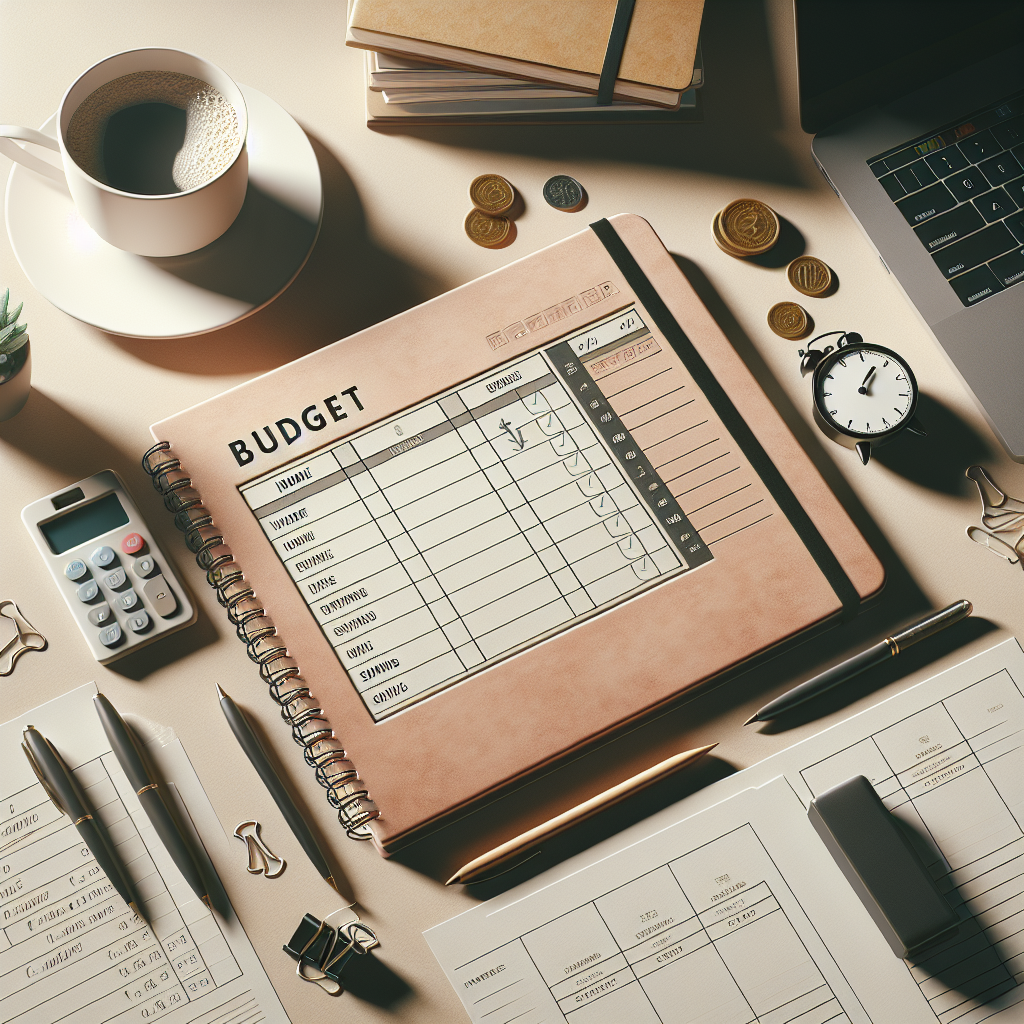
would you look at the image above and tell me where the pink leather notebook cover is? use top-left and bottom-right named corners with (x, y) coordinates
top-left (151, 215), bottom-right (883, 852)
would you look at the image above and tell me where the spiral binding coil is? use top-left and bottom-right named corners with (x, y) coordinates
top-left (142, 442), bottom-right (379, 841)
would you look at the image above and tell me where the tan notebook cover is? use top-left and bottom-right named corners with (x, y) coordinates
top-left (347, 0), bottom-right (704, 108)
top-left (150, 215), bottom-right (883, 854)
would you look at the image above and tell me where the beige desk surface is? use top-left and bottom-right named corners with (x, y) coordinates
top-left (1, 1), bottom-right (1022, 1020)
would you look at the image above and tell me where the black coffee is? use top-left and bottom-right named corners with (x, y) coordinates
top-left (65, 70), bottom-right (240, 195)
top-left (101, 102), bottom-right (186, 195)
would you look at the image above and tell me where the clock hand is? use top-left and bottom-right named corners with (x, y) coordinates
top-left (857, 366), bottom-right (876, 395)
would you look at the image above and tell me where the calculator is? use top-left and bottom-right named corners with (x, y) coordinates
top-left (21, 470), bottom-right (195, 663)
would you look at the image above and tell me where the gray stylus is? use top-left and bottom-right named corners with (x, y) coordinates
top-left (93, 693), bottom-right (212, 910)
top-left (216, 684), bottom-right (339, 892)
top-left (745, 600), bottom-right (972, 724)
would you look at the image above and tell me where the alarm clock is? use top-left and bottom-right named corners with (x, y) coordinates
top-left (799, 332), bottom-right (926, 465)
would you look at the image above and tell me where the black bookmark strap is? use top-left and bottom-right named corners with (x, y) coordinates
top-left (589, 218), bottom-right (861, 615)
top-left (597, 0), bottom-right (636, 105)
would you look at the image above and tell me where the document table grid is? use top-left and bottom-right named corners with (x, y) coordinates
top-left (241, 308), bottom-right (739, 721)
top-left (0, 755), bottom-right (246, 1024)
top-left (800, 667), bottom-right (1024, 1024)
top-left (453, 824), bottom-right (853, 1024)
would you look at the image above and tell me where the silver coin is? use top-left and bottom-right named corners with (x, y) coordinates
top-left (543, 174), bottom-right (586, 211)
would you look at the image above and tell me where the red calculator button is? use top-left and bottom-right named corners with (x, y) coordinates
top-left (122, 533), bottom-right (145, 555)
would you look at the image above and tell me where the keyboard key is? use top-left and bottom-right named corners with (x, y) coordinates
top-left (64, 559), bottom-right (88, 581)
top-left (117, 588), bottom-right (139, 611)
top-left (127, 610), bottom-right (151, 634)
top-left (91, 545), bottom-right (116, 568)
top-left (972, 188), bottom-right (1016, 223)
top-left (77, 579), bottom-right (99, 603)
top-left (87, 603), bottom-right (113, 627)
top-left (1003, 176), bottom-right (1024, 209)
top-left (989, 247), bottom-right (1024, 288)
top-left (945, 168), bottom-right (990, 203)
top-left (925, 148), bottom-right (969, 177)
top-left (896, 181), bottom-right (956, 224)
top-left (979, 152), bottom-right (1023, 187)
top-left (914, 204), bottom-right (984, 252)
top-left (948, 264), bottom-right (1004, 306)
top-left (1004, 210), bottom-right (1024, 244)
top-left (931, 222), bottom-right (1015, 278)
top-left (143, 574), bottom-right (178, 618)
top-left (894, 160), bottom-right (937, 193)
top-left (992, 116), bottom-right (1024, 150)
top-left (98, 622), bottom-right (123, 648)
top-left (103, 567), bottom-right (127, 590)
top-left (1013, 142), bottom-right (1024, 166)
top-left (878, 172), bottom-right (907, 200)
top-left (958, 129), bottom-right (1000, 164)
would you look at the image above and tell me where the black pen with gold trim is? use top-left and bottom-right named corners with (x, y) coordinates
top-left (22, 725), bottom-right (144, 919)
top-left (94, 693), bottom-right (212, 910)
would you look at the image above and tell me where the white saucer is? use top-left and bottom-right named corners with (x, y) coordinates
top-left (4, 84), bottom-right (322, 338)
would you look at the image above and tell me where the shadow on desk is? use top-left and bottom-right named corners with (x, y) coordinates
top-left (0, 388), bottom-right (219, 675)
top-left (377, 0), bottom-right (807, 187)
top-left (100, 133), bottom-right (441, 376)
top-left (392, 258), bottom-right (992, 895)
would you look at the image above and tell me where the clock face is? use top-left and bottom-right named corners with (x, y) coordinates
top-left (814, 346), bottom-right (916, 437)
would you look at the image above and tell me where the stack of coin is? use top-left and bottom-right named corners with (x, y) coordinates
top-left (712, 198), bottom-right (780, 258)
top-left (466, 174), bottom-right (517, 248)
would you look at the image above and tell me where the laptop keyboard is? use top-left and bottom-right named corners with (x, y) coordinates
top-left (868, 93), bottom-right (1024, 307)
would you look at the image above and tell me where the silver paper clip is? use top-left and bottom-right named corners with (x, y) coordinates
top-left (0, 601), bottom-right (47, 677)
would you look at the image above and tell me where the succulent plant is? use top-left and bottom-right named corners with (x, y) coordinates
top-left (0, 288), bottom-right (29, 383)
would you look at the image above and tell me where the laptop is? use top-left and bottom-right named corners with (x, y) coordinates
top-left (795, 1), bottom-right (1024, 461)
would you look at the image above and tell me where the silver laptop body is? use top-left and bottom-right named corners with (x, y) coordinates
top-left (796, 2), bottom-right (1024, 460)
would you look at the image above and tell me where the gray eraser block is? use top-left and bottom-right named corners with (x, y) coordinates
top-left (808, 774), bottom-right (958, 958)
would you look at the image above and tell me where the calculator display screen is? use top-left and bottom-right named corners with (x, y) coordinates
top-left (40, 492), bottom-right (129, 554)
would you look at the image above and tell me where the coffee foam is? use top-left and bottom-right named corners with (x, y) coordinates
top-left (66, 70), bottom-right (240, 193)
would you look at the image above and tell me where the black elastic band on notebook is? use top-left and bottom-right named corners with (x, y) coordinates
top-left (590, 218), bottom-right (861, 615)
top-left (597, 0), bottom-right (636, 105)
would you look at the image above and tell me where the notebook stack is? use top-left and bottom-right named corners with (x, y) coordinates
top-left (347, 0), bottom-right (705, 127)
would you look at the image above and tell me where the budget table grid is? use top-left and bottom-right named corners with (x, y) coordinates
top-left (241, 307), bottom-right (728, 720)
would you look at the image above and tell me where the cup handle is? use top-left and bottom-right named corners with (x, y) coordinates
top-left (0, 125), bottom-right (66, 184)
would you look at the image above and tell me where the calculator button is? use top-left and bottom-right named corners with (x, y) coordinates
top-left (103, 567), bottom-right (127, 590)
top-left (121, 533), bottom-right (145, 555)
top-left (133, 555), bottom-right (158, 579)
top-left (87, 603), bottom-right (113, 626)
top-left (91, 545), bottom-right (116, 568)
top-left (143, 574), bottom-right (178, 618)
top-left (127, 610), bottom-right (151, 633)
top-left (116, 588), bottom-right (139, 611)
top-left (65, 559), bottom-right (88, 581)
top-left (98, 622), bottom-right (123, 648)
top-left (77, 579), bottom-right (99, 603)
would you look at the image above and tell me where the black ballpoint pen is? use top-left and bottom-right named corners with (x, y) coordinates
top-left (745, 600), bottom-right (973, 725)
top-left (216, 684), bottom-right (339, 892)
top-left (93, 693), bottom-right (213, 910)
top-left (22, 726), bottom-right (144, 919)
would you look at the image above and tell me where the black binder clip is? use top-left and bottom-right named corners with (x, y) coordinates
top-left (283, 905), bottom-right (379, 995)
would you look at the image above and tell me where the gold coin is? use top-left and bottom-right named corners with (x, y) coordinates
top-left (787, 256), bottom-right (833, 297)
top-left (712, 210), bottom-right (747, 257)
top-left (767, 301), bottom-right (810, 339)
top-left (465, 208), bottom-right (512, 248)
top-left (469, 174), bottom-right (515, 215)
top-left (718, 198), bottom-right (780, 255)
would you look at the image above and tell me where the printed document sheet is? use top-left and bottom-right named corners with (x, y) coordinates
top-left (425, 638), bottom-right (1024, 1024)
top-left (0, 685), bottom-right (288, 1024)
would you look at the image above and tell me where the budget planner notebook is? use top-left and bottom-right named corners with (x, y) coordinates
top-left (144, 215), bottom-right (884, 855)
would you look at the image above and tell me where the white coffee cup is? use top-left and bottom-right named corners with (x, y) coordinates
top-left (0, 48), bottom-right (248, 257)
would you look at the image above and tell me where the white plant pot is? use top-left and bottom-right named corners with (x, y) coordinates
top-left (0, 338), bottom-right (31, 421)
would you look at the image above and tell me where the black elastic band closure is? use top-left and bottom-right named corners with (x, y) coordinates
top-left (597, 0), bottom-right (636, 105)
top-left (590, 218), bottom-right (861, 615)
